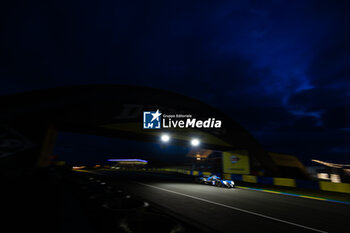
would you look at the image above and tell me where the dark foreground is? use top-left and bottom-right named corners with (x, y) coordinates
top-left (95, 170), bottom-right (349, 233)
top-left (2, 169), bottom-right (349, 233)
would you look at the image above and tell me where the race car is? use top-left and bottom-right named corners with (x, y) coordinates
top-left (197, 175), bottom-right (235, 188)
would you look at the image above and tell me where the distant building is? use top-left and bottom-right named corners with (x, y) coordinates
top-left (186, 149), bottom-right (309, 179)
top-left (309, 160), bottom-right (350, 183)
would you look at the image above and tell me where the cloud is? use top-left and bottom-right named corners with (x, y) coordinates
top-left (1, 0), bottom-right (349, 162)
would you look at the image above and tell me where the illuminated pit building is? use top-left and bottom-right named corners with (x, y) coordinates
top-left (311, 160), bottom-right (350, 183)
top-left (186, 149), bottom-right (308, 179)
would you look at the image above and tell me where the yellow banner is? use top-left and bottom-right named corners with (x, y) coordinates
top-left (222, 151), bottom-right (250, 174)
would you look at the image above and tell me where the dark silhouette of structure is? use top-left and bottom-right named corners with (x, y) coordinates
top-left (1, 84), bottom-right (293, 177)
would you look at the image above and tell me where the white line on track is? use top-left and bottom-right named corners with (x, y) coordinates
top-left (136, 182), bottom-right (328, 233)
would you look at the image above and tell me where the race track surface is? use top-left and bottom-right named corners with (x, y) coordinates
top-left (94, 171), bottom-right (349, 233)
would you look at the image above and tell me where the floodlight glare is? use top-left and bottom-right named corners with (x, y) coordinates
top-left (191, 138), bottom-right (200, 146)
top-left (161, 134), bottom-right (170, 142)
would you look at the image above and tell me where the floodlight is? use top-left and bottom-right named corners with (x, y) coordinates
top-left (161, 134), bottom-right (170, 142)
top-left (191, 138), bottom-right (200, 146)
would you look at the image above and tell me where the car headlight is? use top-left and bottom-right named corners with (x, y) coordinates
top-left (230, 181), bottom-right (235, 185)
top-left (223, 181), bottom-right (227, 184)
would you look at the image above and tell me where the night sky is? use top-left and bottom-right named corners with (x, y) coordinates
top-left (1, 1), bottom-right (349, 165)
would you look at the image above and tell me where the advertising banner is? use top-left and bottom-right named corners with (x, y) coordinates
top-left (222, 150), bottom-right (250, 174)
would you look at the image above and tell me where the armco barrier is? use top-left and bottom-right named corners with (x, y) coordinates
top-left (230, 174), bottom-right (243, 181)
top-left (192, 170), bottom-right (199, 176)
top-left (257, 176), bottom-right (274, 185)
top-left (296, 179), bottom-right (319, 190)
top-left (202, 171), bottom-right (212, 176)
top-left (319, 181), bottom-right (350, 194)
top-left (149, 168), bottom-right (350, 194)
top-left (273, 177), bottom-right (296, 187)
top-left (242, 175), bottom-right (257, 183)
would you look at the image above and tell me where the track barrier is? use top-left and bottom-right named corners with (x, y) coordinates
top-left (104, 167), bottom-right (350, 194)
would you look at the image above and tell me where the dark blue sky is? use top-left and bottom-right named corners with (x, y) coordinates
top-left (1, 0), bottom-right (349, 164)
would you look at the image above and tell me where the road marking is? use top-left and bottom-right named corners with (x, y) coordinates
top-left (236, 186), bottom-right (350, 205)
top-left (299, 195), bottom-right (326, 201)
top-left (262, 190), bottom-right (282, 194)
top-left (136, 182), bottom-right (328, 233)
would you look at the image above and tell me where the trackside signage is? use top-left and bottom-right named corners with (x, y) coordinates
top-left (143, 109), bottom-right (222, 129)
top-left (222, 151), bottom-right (250, 174)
